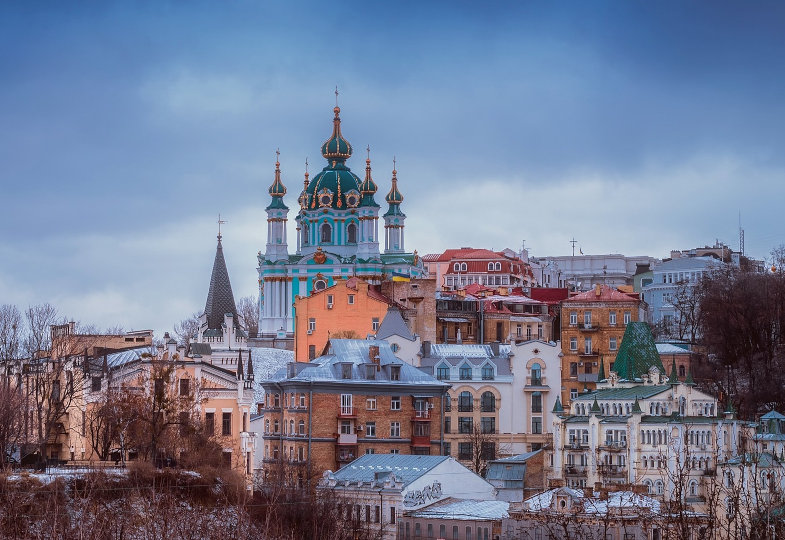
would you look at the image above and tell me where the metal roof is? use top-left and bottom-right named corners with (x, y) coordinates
top-left (375, 306), bottom-right (415, 341)
top-left (329, 454), bottom-right (450, 487)
top-left (105, 346), bottom-right (153, 369)
top-left (406, 498), bottom-right (509, 520)
top-left (574, 385), bottom-right (670, 401)
top-left (655, 343), bottom-right (690, 355)
top-left (203, 236), bottom-right (241, 333)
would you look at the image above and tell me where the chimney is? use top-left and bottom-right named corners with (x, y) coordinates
top-left (422, 341), bottom-right (432, 357)
top-left (369, 345), bottom-right (380, 365)
top-left (490, 342), bottom-right (500, 356)
top-left (595, 284), bottom-right (601, 297)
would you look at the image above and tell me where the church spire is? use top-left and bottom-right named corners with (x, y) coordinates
top-left (267, 150), bottom-right (288, 210)
top-left (204, 230), bottom-right (240, 332)
top-left (360, 146), bottom-right (379, 207)
top-left (320, 97), bottom-right (352, 163)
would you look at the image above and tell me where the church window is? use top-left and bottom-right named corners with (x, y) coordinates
top-left (314, 280), bottom-right (327, 291)
top-left (390, 343), bottom-right (400, 352)
top-left (302, 224), bottom-right (309, 246)
top-left (320, 223), bottom-right (332, 243)
top-left (347, 222), bottom-right (357, 244)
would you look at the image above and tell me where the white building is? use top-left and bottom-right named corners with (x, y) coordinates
top-left (531, 254), bottom-right (658, 290)
top-left (319, 454), bottom-right (496, 539)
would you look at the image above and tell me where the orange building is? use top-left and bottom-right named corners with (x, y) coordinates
top-left (293, 277), bottom-right (396, 362)
top-left (560, 284), bottom-right (642, 407)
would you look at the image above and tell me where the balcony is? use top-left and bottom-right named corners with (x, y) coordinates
top-left (601, 440), bottom-right (627, 451)
top-left (578, 373), bottom-right (598, 383)
top-left (578, 349), bottom-right (600, 358)
top-left (565, 466), bottom-right (587, 477)
top-left (411, 435), bottom-right (431, 447)
top-left (564, 442), bottom-right (587, 451)
top-left (524, 376), bottom-right (549, 390)
top-left (412, 409), bottom-right (431, 421)
top-left (336, 433), bottom-right (358, 445)
top-left (240, 431), bottom-right (258, 452)
top-left (336, 450), bottom-right (357, 463)
top-left (578, 323), bottom-right (599, 332)
top-left (598, 464), bottom-right (627, 476)
top-left (337, 407), bottom-right (356, 419)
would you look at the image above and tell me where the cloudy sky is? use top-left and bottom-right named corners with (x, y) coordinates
top-left (2, 1), bottom-right (784, 333)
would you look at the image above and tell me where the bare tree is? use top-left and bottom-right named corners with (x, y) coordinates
top-left (0, 304), bottom-right (22, 364)
top-left (0, 383), bottom-right (24, 468)
top-left (237, 295), bottom-right (259, 337)
top-left (22, 303), bottom-right (57, 359)
top-left (173, 312), bottom-right (201, 347)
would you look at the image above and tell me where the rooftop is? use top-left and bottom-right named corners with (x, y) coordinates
top-left (328, 454), bottom-right (450, 487)
top-left (612, 322), bottom-right (665, 381)
top-left (564, 285), bottom-right (639, 303)
top-left (405, 498), bottom-right (509, 521)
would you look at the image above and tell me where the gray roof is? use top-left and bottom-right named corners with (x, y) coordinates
top-left (376, 306), bottom-right (415, 341)
top-left (656, 343), bottom-right (690, 355)
top-left (419, 344), bottom-right (512, 376)
top-left (265, 339), bottom-right (450, 389)
top-left (329, 454), bottom-right (450, 487)
top-left (203, 236), bottom-right (240, 333)
top-left (189, 343), bottom-right (212, 356)
top-left (406, 498), bottom-right (509, 520)
top-left (652, 256), bottom-right (720, 273)
top-left (762, 411), bottom-right (785, 421)
top-left (104, 346), bottom-right (153, 369)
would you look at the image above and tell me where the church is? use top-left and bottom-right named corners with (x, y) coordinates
top-left (257, 103), bottom-right (424, 340)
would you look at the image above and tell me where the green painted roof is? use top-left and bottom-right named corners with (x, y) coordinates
top-left (320, 106), bottom-right (352, 162)
top-left (598, 357), bottom-right (607, 381)
top-left (552, 395), bottom-right (564, 413)
top-left (574, 384), bottom-right (670, 401)
top-left (612, 322), bottom-right (665, 380)
top-left (667, 359), bottom-right (679, 385)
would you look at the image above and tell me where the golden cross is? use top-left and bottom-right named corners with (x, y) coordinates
top-left (335, 86), bottom-right (339, 107)
top-left (305, 157), bottom-right (309, 174)
top-left (366, 145), bottom-right (370, 160)
top-left (275, 148), bottom-right (280, 163)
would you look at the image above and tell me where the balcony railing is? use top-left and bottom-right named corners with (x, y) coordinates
top-left (598, 464), bottom-right (627, 475)
top-left (412, 409), bottom-right (431, 420)
top-left (336, 433), bottom-right (357, 445)
top-left (338, 407), bottom-right (356, 418)
top-left (601, 440), bottom-right (627, 450)
top-left (578, 350), bottom-right (600, 357)
top-left (579, 323), bottom-right (599, 332)
top-left (565, 466), bottom-right (587, 476)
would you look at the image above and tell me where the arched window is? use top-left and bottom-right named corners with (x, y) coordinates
top-left (643, 479), bottom-right (653, 494)
top-left (289, 420), bottom-right (294, 434)
top-left (481, 364), bottom-right (495, 380)
top-left (458, 391), bottom-right (473, 412)
top-left (654, 480), bottom-right (664, 495)
top-left (761, 471), bottom-right (769, 490)
top-left (265, 419), bottom-right (270, 433)
top-left (481, 392), bottom-right (496, 412)
top-left (347, 222), bottom-right (357, 244)
top-left (460, 263), bottom-right (467, 271)
top-left (302, 223), bottom-right (310, 246)
top-left (314, 279), bottom-right (327, 291)
top-left (495, 262), bottom-right (502, 271)
top-left (531, 363), bottom-right (542, 385)
top-left (689, 480), bottom-right (698, 497)
top-left (320, 222), bottom-right (332, 243)
top-left (454, 263), bottom-right (460, 271)
top-left (488, 262), bottom-right (494, 271)
top-left (679, 365), bottom-right (686, 377)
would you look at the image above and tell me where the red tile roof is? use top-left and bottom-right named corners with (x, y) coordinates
top-left (530, 288), bottom-right (570, 304)
top-left (564, 285), bottom-right (639, 303)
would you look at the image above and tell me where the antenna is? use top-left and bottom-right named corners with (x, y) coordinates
top-left (738, 212), bottom-right (745, 256)
top-left (570, 238), bottom-right (577, 257)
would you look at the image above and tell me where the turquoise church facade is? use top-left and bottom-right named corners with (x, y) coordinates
top-left (257, 104), bottom-right (424, 338)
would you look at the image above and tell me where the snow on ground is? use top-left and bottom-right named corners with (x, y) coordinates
top-left (7, 467), bottom-right (128, 485)
top-left (250, 347), bottom-right (293, 406)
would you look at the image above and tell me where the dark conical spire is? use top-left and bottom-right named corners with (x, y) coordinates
top-left (237, 350), bottom-right (244, 380)
top-left (598, 356), bottom-right (606, 382)
top-left (204, 235), bottom-right (239, 332)
top-left (668, 359), bottom-right (679, 385)
top-left (552, 395), bottom-right (564, 414)
top-left (684, 368), bottom-right (696, 386)
top-left (247, 350), bottom-right (254, 381)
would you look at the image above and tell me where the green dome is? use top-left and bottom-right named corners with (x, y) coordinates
top-left (305, 162), bottom-right (362, 210)
top-left (360, 154), bottom-right (380, 208)
top-left (266, 157), bottom-right (288, 211)
top-left (320, 107), bottom-right (352, 162)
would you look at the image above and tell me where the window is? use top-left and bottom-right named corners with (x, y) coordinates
top-left (460, 263), bottom-right (467, 271)
top-left (481, 417), bottom-right (495, 434)
top-left (347, 294), bottom-right (355, 305)
top-left (570, 362), bottom-right (578, 376)
top-left (481, 442), bottom-right (496, 461)
top-left (609, 311), bottom-right (617, 326)
top-left (205, 412), bottom-right (215, 435)
top-left (390, 421), bottom-right (400, 438)
top-left (300, 393), bottom-right (306, 407)
top-left (459, 363), bottom-right (472, 380)
top-left (391, 396), bottom-right (401, 410)
top-left (179, 378), bottom-right (190, 396)
top-left (222, 412), bottom-right (232, 436)
top-left (314, 279), bottom-right (327, 291)
top-left (458, 391), bottom-right (473, 412)
top-left (390, 366), bottom-right (401, 381)
top-left (443, 395), bottom-right (451, 411)
top-left (366, 397), bottom-right (377, 410)
top-left (584, 337), bottom-right (592, 355)
top-left (91, 376), bottom-right (102, 392)
top-left (532, 417), bottom-right (542, 434)
top-left (584, 311), bottom-right (592, 326)
top-left (326, 294), bottom-right (334, 307)
top-left (531, 363), bottom-right (542, 385)
top-left (437, 364), bottom-right (450, 380)
top-left (538, 324), bottom-right (543, 339)
top-left (454, 263), bottom-right (460, 271)
top-left (569, 337), bottom-right (577, 351)
top-left (480, 392), bottom-right (496, 412)
top-left (624, 311), bottom-right (631, 325)
top-left (481, 364), bottom-right (494, 380)
top-left (679, 365), bottom-right (686, 377)
top-left (569, 311), bottom-right (577, 325)
top-left (458, 442), bottom-right (472, 460)
top-left (570, 388), bottom-right (578, 400)
top-left (320, 223), bottom-right (332, 243)
top-left (391, 343), bottom-right (400, 352)
top-left (444, 417), bottom-right (451, 433)
top-left (308, 345), bottom-right (316, 360)
top-left (458, 417), bottom-right (473, 434)
top-left (340, 420), bottom-right (352, 435)
top-left (390, 507), bottom-right (396, 525)
top-left (347, 222), bottom-right (357, 244)
top-left (308, 318), bottom-right (316, 332)
top-left (341, 364), bottom-right (352, 379)
top-left (341, 394), bottom-right (353, 415)
top-left (372, 318), bottom-right (380, 331)
top-left (366, 422), bottom-right (376, 437)
top-left (298, 420), bottom-right (305, 435)
top-left (365, 448), bottom-right (375, 455)
top-left (488, 262), bottom-right (494, 271)
top-left (609, 337), bottom-right (617, 351)
top-left (531, 392), bottom-right (542, 413)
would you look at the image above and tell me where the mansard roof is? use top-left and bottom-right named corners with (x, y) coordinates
top-left (204, 236), bottom-right (240, 332)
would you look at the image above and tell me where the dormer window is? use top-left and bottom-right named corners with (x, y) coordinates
top-left (365, 364), bottom-right (376, 380)
top-left (459, 363), bottom-right (472, 380)
top-left (341, 364), bottom-right (352, 379)
top-left (390, 366), bottom-right (401, 381)
top-left (481, 364), bottom-right (494, 380)
top-left (436, 364), bottom-right (450, 380)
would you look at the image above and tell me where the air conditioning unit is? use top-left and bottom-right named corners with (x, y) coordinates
top-left (307, 329), bottom-right (313, 335)
top-left (578, 362), bottom-right (584, 366)
top-left (327, 303), bottom-right (333, 309)
top-left (356, 425), bottom-right (364, 431)
top-left (593, 362), bottom-right (598, 366)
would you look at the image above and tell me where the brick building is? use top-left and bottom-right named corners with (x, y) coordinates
top-left (260, 339), bottom-right (449, 482)
top-left (423, 247), bottom-right (534, 291)
top-left (559, 285), bottom-right (643, 407)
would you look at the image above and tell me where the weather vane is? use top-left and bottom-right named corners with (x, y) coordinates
top-left (218, 214), bottom-right (228, 238)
